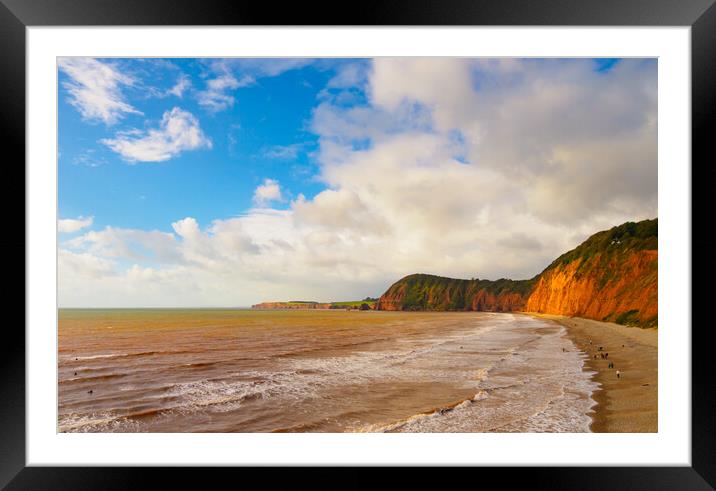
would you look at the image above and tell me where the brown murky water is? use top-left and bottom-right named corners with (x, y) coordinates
top-left (58, 310), bottom-right (597, 432)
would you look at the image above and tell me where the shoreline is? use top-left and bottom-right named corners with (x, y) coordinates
top-left (525, 313), bottom-right (657, 432)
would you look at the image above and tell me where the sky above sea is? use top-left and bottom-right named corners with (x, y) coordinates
top-left (58, 57), bottom-right (657, 307)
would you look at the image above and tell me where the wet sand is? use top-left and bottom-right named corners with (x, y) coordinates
top-left (527, 313), bottom-right (657, 432)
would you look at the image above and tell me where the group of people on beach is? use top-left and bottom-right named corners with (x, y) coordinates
top-left (589, 339), bottom-right (620, 379)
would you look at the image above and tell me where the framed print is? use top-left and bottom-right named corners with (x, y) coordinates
top-left (4, 0), bottom-right (715, 487)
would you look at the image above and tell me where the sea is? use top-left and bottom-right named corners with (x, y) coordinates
top-left (58, 309), bottom-right (598, 432)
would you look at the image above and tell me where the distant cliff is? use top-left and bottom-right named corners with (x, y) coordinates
top-left (251, 301), bottom-right (333, 310)
top-left (252, 300), bottom-right (377, 310)
top-left (376, 219), bottom-right (657, 327)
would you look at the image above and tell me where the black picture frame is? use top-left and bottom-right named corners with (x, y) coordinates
top-left (3, 0), bottom-right (714, 487)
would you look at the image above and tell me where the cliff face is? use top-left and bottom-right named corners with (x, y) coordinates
top-left (252, 302), bottom-right (333, 310)
top-left (376, 274), bottom-right (534, 312)
top-left (376, 219), bottom-right (658, 327)
top-left (525, 220), bottom-right (658, 327)
top-left (252, 301), bottom-right (377, 310)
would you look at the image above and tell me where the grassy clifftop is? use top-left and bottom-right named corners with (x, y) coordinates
top-left (544, 219), bottom-right (657, 274)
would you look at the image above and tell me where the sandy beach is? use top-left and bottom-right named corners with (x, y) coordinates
top-left (529, 313), bottom-right (657, 432)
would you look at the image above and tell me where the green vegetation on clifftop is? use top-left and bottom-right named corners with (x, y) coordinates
top-left (545, 219), bottom-right (657, 275)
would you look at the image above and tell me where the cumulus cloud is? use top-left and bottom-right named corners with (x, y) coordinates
top-left (101, 107), bottom-right (211, 162)
top-left (292, 188), bottom-right (385, 233)
top-left (343, 58), bottom-right (658, 226)
top-left (253, 179), bottom-right (283, 206)
top-left (58, 216), bottom-right (93, 234)
top-left (59, 58), bottom-right (657, 307)
top-left (58, 58), bottom-right (142, 125)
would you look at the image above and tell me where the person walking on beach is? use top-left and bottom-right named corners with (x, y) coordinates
top-left (616, 370), bottom-right (621, 379)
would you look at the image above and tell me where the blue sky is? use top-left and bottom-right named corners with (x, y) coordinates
top-left (59, 58), bottom-right (350, 231)
top-left (58, 58), bottom-right (657, 307)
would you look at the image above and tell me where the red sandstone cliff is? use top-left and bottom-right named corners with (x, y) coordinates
top-left (524, 249), bottom-right (657, 326)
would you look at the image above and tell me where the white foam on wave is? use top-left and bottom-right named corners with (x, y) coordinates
top-left (60, 351), bottom-right (157, 362)
top-left (379, 323), bottom-right (599, 433)
top-left (284, 322), bottom-right (499, 386)
top-left (60, 372), bottom-right (313, 431)
top-left (352, 389), bottom-right (492, 433)
top-left (58, 411), bottom-right (143, 433)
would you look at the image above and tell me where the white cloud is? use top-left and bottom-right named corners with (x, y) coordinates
top-left (58, 216), bottom-right (93, 234)
top-left (262, 143), bottom-right (305, 160)
top-left (194, 59), bottom-right (316, 113)
top-left (253, 179), bottom-right (283, 206)
top-left (171, 217), bottom-right (201, 240)
top-left (326, 62), bottom-right (369, 89)
top-left (58, 58), bottom-right (142, 125)
top-left (65, 226), bottom-right (180, 263)
top-left (101, 107), bottom-right (211, 162)
top-left (59, 249), bottom-right (115, 278)
top-left (168, 74), bottom-right (191, 98)
top-left (72, 149), bottom-right (108, 168)
top-left (197, 73), bottom-right (253, 111)
top-left (221, 58), bottom-right (314, 77)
